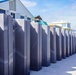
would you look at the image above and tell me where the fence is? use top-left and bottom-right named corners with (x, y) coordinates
top-left (0, 14), bottom-right (76, 75)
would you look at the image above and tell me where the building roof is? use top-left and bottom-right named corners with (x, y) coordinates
top-left (50, 22), bottom-right (70, 25)
top-left (49, 21), bottom-right (70, 26)
top-left (0, 0), bottom-right (8, 3)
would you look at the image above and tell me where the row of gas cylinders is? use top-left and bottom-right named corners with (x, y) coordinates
top-left (0, 14), bottom-right (76, 75)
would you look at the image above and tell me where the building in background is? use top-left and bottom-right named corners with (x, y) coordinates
top-left (49, 21), bottom-right (71, 29)
top-left (0, 0), bottom-right (34, 20)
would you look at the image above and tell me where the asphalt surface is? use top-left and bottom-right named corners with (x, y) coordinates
top-left (31, 54), bottom-right (76, 75)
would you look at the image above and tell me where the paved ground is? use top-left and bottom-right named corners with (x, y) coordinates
top-left (30, 54), bottom-right (76, 75)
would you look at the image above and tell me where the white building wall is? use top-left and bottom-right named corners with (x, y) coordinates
top-left (0, 0), bottom-right (33, 19)
top-left (16, 0), bottom-right (33, 19)
top-left (15, 12), bottom-right (21, 19)
top-left (0, 1), bottom-right (9, 10)
top-left (56, 24), bottom-right (62, 27)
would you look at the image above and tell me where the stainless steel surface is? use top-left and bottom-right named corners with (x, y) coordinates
top-left (42, 25), bottom-right (50, 66)
top-left (26, 21), bottom-right (30, 75)
top-left (8, 15), bottom-right (14, 75)
top-left (72, 33), bottom-right (75, 54)
top-left (30, 21), bottom-right (42, 71)
top-left (61, 29), bottom-right (66, 58)
top-left (66, 30), bottom-right (70, 57)
top-left (75, 33), bottom-right (76, 53)
top-left (71, 31), bottom-right (73, 55)
top-left (69, 30), bottom-right (72, 55)
top-left (50, 26), bottom-right (56, 63)
top-left (0, 14), bottom-right (13, 75)
top-left (56, 27), bottom-right (62, 61)
top-left (14, 19), bottom-right (30, 75)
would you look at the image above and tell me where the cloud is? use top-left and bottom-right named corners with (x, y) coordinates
top-left (21, 0), bottom-right (37, 7)
top-left (20, 0), bottom-right (76, 29)
top-left (40, 3), bottom-right (76, 29)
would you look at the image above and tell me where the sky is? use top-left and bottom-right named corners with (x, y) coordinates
top-left (20, 0), bottom-right (76, 29)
